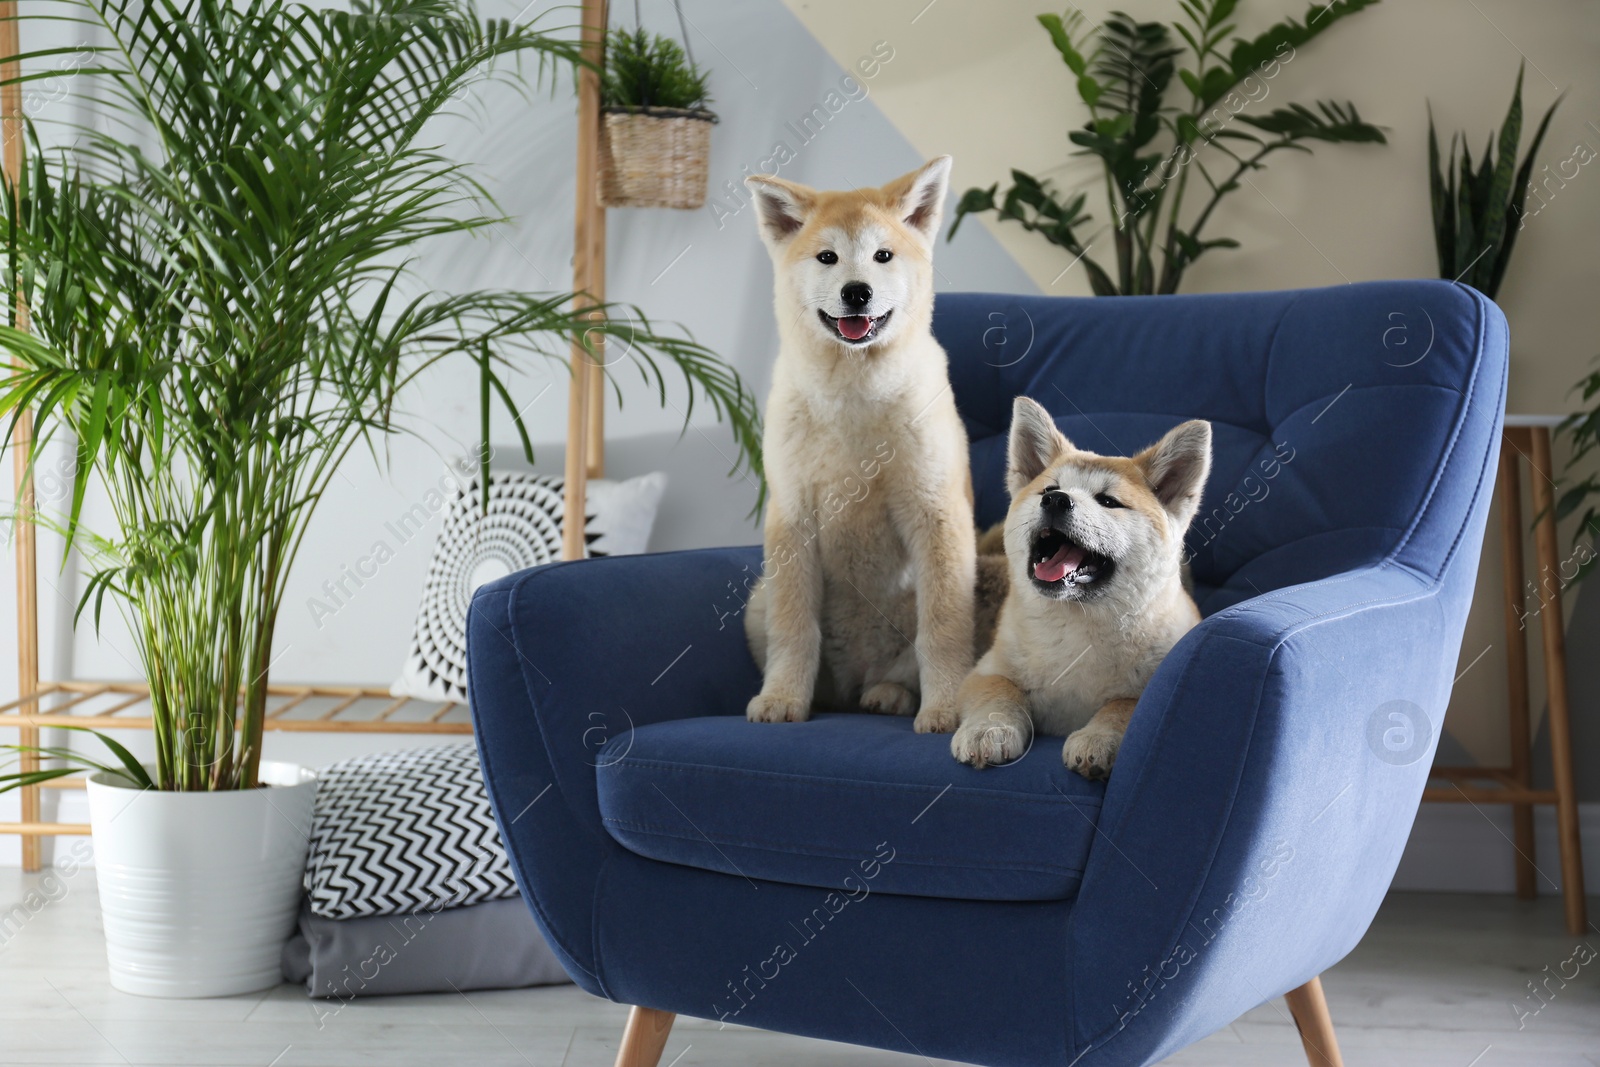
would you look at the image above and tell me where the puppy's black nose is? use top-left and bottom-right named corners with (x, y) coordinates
top-left (841, 282), bottom-right (872, 310)
top-left (1041, 489), bottom-right (1073, 514)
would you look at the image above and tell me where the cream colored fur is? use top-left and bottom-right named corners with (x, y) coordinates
top-left (742, 157), bottom-right (976, 731)
top-left (950, 397), bottom-right (1212, 778)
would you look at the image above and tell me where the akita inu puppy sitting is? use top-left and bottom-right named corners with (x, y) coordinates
top-left (743, 157), bottom-right (976, 731)
top-left (951, 397), bottom-right (1211, 778)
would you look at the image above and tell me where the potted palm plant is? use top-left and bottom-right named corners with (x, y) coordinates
top-left (0, 0), bottom-right (759, 996)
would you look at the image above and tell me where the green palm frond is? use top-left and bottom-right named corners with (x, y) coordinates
top-left (1, 726), bottom-right (156, 793)
top-left (1089, 13), bottom-right (1179, 147)
top-left (1233, 101), bottom-right (1386, 145)
top-left (1200, 0), bottom-right (1379, 109)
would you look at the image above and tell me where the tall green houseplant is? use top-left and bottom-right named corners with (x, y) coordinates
top-left (0, 0), bottom-right (761, 792)
top-left (1427, 64), bottom-right (1561, 299)
top-left (949, 0), bottom-right (1386, 295)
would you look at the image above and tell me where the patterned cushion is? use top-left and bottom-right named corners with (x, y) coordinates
top-left (304, 744), bottom-right (518, 920)
top-left (392, 469), bottom-right (667, 703)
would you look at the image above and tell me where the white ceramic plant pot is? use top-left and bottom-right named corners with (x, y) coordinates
top-left (86, 760), bottom-right (317, 998)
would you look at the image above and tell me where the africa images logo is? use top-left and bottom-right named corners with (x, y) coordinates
top-left (1365, 699), bottom-right (1432, 766)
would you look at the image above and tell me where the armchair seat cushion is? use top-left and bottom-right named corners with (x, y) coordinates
top-left (595, 713), bottom-right (1105, 901)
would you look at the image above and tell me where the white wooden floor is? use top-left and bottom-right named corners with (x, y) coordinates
top-left (0, 870), bottom-right (1595, 1066)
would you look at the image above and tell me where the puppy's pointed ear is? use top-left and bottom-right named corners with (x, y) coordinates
top-left (1136, 420), bottom-right (1212, 528)
top-left (885, 155), bottom-right (952, 240)
top-left (744, 175), bottom-right (815, 247)
top-left (1007, 396), bottom-right (1071, 496)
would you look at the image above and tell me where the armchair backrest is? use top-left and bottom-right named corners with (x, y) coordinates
top-left (932, 281), bottom-right (1509, 614)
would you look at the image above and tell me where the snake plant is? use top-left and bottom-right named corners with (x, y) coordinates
top-left (1428, 63), bottom-right (1561, 299)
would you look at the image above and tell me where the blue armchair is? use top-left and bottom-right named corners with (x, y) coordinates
top-left (470, 280), bottom-right (1507, 1067)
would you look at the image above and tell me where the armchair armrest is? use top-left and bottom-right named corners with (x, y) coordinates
top-left (467, 546), bottom-right (762, 990)
top-left (1065, 560), bottom-right (1467, 1064)
top-left (470, 545), bottom-right (764, 755)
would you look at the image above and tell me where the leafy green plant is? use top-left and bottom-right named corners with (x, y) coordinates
top-left (1428, 64), bottom-right (1561, 299)
top-left (1555, 362), bottom-right (1600, 582)
top-left (601, 26), bottom-right (711, 112)
top-left (0, 0), bottom-right (760, 792)
top-left (949, 1), bottom-right (1386, 295)
top-left (4, 727), bottom-right (155, 792)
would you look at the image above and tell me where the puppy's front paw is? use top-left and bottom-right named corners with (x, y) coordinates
top-left (746, 693), bottom-right (810, 723)
top-left (951, 716), bottom-right (1029, 768)
top-left (861, 682), bottom-right (915, 717)
top-left (1063, 725), bottom-right (1123, 780)
top-left (913, 703), bottom-right (961, 734)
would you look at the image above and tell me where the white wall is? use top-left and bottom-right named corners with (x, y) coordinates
top-left (785, 0), bottom-right (1599, 409)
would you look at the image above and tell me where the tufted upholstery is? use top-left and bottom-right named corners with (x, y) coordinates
top-left (936, 283), bottom-right (1498, 613)
top-left (470, 281), bottom-right (1506, 1067)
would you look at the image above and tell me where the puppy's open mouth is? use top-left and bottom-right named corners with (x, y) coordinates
top-left (1029, 529), bottom-right (1113, 595)
top-left (818, 308), bottom-right (891, 345)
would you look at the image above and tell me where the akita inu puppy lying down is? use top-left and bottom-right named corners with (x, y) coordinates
top-left (951, 397), bottom-right (1212, 779)
top-left (742, 157), bottom-right (978, 730)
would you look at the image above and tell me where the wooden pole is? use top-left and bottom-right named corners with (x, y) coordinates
top-left (1497, 433), bottom-right (1536, 899)
top-left (1528, 426), bottom-right (1587, 936)
top-left (1, 0), bottom-right (43, 872)
top-left (586, 204), bottom-right (606, 479)
top-left (562, 0), bottom-right (607, 559)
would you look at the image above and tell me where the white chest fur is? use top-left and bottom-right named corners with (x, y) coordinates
top-left (985, 586), bottom-right (1195, 736)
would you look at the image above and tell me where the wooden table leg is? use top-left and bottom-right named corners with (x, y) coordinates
top-left (1499, 433), bottom-right (1537, 899)
top-left (1528, 427), bottom-right (1588, 936)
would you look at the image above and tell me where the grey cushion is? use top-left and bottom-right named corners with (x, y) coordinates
top-left (282, 897), bottom-right (571, 998)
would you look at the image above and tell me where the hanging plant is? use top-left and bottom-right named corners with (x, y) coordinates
top-left (597, 8), bottom-right (717, 210)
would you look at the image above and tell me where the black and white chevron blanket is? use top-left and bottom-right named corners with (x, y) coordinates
top-left (305, 744), bottom-right (520, 920)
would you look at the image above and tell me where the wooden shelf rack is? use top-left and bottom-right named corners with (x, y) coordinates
top-left (0, 682), bottom-right (470, 836)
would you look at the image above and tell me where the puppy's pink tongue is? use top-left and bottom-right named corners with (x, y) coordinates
top-left (837, 316), bottom-right (872, 340)
top-left (1034, 543), bottom-right (1085, 583)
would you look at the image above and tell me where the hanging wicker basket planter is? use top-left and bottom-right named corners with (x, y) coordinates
top-left (598, 105), bottom-right (717, 210)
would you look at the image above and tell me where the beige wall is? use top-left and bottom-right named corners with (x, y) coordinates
top-left (783, 0), bottom-right (1600, 770)
top-left (784, 0), bottom-right (1597, 407)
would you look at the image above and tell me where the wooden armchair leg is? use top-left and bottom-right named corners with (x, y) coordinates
top-left (614, 1005), bottom-right (676, 1067)
top-left (1284, 976), bottom-right (1344, 1067)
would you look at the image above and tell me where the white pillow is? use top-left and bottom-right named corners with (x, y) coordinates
top-left (391, 470), bottom-right (667, 703)
top-left (583, 471), bottom-right (668, 557)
